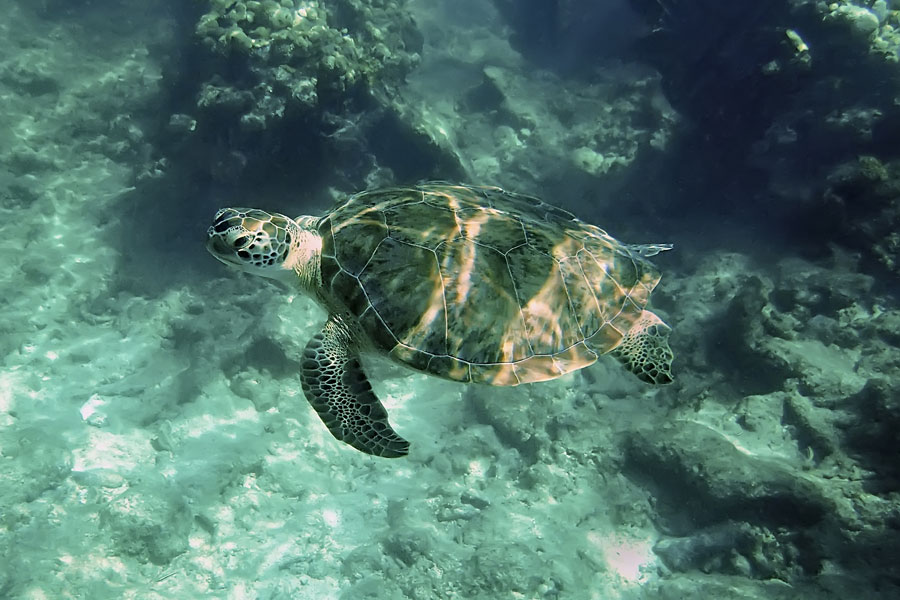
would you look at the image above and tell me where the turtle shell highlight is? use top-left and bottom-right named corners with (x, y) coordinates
top-left (316, 183), bottom-right (661, 385)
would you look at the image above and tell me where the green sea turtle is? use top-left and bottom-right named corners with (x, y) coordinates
top-left (207, 183), bottom-right (673, 458)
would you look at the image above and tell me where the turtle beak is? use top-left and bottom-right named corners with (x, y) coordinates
top-left (206, 234), bottom-right (239, 265)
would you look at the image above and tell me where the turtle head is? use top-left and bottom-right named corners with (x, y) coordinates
top-left (207, 208), bottom-right (320, 286)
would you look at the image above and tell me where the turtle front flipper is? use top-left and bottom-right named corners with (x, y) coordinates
top-left (611, 310), bottom-right (674, 385)
top-left (300, 318), bottom-right (410, 458)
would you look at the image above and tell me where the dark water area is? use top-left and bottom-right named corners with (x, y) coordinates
top-left (1, 1), bottom-right (899, 598)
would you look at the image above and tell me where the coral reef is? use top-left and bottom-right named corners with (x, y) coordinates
top-left (195, 0), bottom-right (421, 121)
top-left (156, 0), bottom-right (424, 193)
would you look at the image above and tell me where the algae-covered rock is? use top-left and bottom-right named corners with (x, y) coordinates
top-left (827, 4), bottom-right (881, 39)
top-left (654, 521), bottom-right (800, 579)
top-left (101, 473), bottom-right (193, 565)
top-left (195, 0), bottom-right (421, 117)
top-left (624, 421), bottom-right (830, 534)
top-left (838, 378), bottom-right (900, 492)
top-left (815, 156), bottom-right (900, 274)
top-left (1, 426), bottom-right (73, 508)
top-left (160, 0), bottom-right (426, 191)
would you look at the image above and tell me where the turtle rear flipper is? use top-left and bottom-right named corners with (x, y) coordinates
top-left (300, 318), bottom-right (410, 457)
top-left (611, 310), bottom-right (674, 385)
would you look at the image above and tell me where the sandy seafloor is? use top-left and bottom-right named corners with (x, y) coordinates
top-left (2, 1), bottom-right (900, 599)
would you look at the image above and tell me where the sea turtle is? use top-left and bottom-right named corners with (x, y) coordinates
top-left (207, 182), bottom-right (673, 458)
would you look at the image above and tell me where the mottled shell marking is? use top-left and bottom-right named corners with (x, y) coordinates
top-left (317, 183), bottom-right (660, 385)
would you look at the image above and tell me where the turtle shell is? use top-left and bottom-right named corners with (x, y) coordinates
top-left (316, 183), bottom-right (662, 385)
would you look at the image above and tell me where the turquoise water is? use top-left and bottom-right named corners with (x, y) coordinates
top-left (1, 1), bottom-right (899, 598)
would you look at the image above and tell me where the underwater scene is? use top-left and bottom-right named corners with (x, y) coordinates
top-left (2, 0), bottom-right (899, 598)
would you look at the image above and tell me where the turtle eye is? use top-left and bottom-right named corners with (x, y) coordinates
top-left (232, 235), bottom-right (251, 248)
